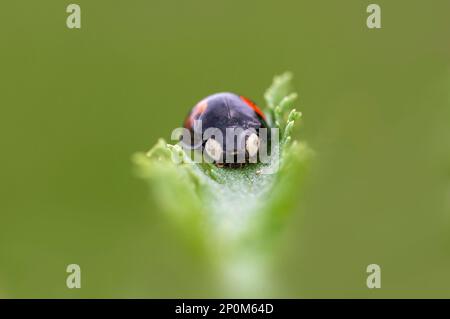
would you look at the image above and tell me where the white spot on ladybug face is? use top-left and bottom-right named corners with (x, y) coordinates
top-left (205, 138), bottom-right (223, 162)
top-left (246, 133), bottom-right (260, 158)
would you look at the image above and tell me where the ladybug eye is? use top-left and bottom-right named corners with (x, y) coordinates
top-left (204, 138), bottom-right (223, 162)
top-left (246, 133), bottom-right (260, 158)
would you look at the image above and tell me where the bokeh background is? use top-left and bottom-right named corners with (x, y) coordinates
top-left (1, 0), bottom-right (450, 298)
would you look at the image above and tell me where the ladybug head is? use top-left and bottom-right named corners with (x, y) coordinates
top-left (202, 128), bottom-right (262, 164)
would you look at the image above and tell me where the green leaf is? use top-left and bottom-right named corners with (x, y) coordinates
top-left (132, 72), bottom-right (313, 296)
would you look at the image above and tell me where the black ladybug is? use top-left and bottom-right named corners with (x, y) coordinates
top-left (183, 92), bottom-right (269, 166)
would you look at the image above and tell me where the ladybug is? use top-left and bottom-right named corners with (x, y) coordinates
top-left (183, 92), bottom-right (269, 166)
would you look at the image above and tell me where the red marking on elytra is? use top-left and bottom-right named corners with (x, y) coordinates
top-left (240, 96), bottom-right (266, 120)
top-left (184, 99), bottom-right (208, 128)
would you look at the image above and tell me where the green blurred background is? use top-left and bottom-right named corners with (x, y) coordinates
top-left (1, 0), bottom-right (450, 298)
